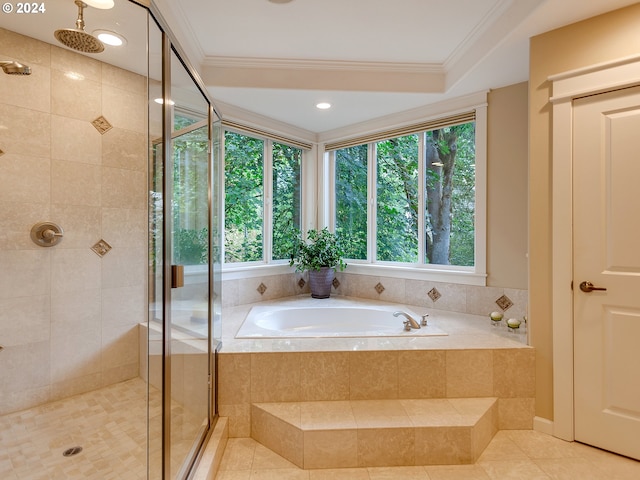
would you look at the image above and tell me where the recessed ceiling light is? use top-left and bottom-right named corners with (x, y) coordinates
top-left (316, 102), bottom-right (331, 110)
top-left (83, 0), bottom-right (115, 9)
top-left (93, 30), bottom-right (127, 47)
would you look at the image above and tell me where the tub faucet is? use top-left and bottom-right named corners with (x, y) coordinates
top-left (393, 311), bottom-right (421, 330)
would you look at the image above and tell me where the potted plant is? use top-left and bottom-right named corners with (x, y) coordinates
top-left (289, 227), bottom-right (347, 298)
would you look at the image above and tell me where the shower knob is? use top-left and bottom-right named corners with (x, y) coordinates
top-left (31, 222), bottom-right (64, 247)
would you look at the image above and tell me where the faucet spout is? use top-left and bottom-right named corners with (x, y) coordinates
top-left (393, 311), bottom-right (421, 329)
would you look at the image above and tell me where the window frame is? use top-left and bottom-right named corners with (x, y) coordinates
top-left (222, 127), bottom-right (307, 272)
top-left (327, 102), bottom-right (487, 286)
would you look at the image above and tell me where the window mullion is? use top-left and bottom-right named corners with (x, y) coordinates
top-left (264, 140), bottom-right (273, 263)
top-left (417, 132), bottom-right (426, 264)
top-left (368, 142), bottom-right (376, 263)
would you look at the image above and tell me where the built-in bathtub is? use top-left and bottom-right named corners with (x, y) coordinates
top-left (235, 301), bottom-right (447, 338)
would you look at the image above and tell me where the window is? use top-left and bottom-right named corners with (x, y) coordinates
top-left (224, 130), bottom-right (302, 264)
top-left (333, 117), bottom-right (478, 269)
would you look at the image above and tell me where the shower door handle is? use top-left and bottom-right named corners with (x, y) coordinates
top-left (171, 265), bottom-right (184, 288)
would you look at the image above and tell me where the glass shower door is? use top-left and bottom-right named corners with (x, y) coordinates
top-left (170, 119), bottom-right (210, 478)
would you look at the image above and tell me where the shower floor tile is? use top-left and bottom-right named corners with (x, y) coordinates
top-left (0, 378), bottom-right (150, 480)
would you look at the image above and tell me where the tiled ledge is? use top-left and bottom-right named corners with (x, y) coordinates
top-left (220, 295), bottom-right (529, 354)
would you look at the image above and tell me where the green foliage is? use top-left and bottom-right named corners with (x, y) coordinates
top-left (224, 132), bottom-right (264, 262)
top-left (272, 142), bottom-right (302, 260)
top-left (335, 145), bottom-right (368, 259)
top-left (174, 228), bottom-right (208, 265)
top-left (289, 228), bottom-right (347, 272)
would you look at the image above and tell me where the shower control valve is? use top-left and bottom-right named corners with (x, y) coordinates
top-left (30, 221), bottom-right (64, 247)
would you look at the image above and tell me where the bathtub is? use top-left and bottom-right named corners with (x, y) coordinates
top-left (235, 302), bottom-right (447, 338)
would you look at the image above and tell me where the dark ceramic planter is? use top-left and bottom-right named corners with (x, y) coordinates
top-left (308, 267), bottom-right (335, 298)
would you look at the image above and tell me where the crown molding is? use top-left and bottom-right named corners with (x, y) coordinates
top-left (214, 100), bottom-right (318, 144)
top-left (317, 90), bottom-right (488, 144)
top-left (202, 56), bottom-right (442, 74)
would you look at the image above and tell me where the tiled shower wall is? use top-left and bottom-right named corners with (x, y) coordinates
top-left (222, 272), bottom-right (528, 321)
top-left (0, 28), bottom-right (147, 415)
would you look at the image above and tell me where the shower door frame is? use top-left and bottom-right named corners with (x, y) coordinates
top-left (149, 3), bottom-right (222, 478)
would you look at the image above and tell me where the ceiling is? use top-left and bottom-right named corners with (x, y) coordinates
top-left (1, 0), bottom-right (637, 135)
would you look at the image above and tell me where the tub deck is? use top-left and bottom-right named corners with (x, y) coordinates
top-left (220, 295), bottom-right (528, 353)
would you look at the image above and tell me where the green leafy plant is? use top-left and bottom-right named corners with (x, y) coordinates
top-left (289, 228), bottom-right (347, 272)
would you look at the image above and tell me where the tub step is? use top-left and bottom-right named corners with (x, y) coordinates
top-left (251, 397), bottom-right (498, 469)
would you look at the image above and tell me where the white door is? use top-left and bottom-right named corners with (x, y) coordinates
top-left (573, 85), bottom-right (640, 460)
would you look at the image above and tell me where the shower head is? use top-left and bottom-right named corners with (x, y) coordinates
top-left (0, 60), bottom-right (32, 75)
top-left (54, 1), bottom-right (105, 54)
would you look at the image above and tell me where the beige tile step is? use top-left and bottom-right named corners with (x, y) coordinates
top-left (251, 397), bottom-right (498, 469)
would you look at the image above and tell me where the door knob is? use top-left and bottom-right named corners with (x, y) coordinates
top-left (579, 281), bottom-right (607, 293)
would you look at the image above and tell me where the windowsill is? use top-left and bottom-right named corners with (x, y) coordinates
top-left (221, 262), bottom-right (486, 286)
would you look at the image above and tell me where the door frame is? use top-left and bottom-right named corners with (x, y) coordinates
top-left (550, 54), bottom-right (640, 441)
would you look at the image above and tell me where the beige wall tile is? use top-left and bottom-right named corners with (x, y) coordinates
top-left (0, 341), bottom-right (50, 394)
top-left (51, 288), bottom-right (101, 335)
top-left (101, 166), bottom-right (146, 209)
top-left (0, 383), bottom-right (50, 416)
top-left (357, 427), bottom-right (415, 467)
top-left (51, 45), bottom-right (102, 83)
top-left (51, 248), bottom-right (101, 295)
top-left (0, 154), bottom-right (50, 204)
top-left (102, 362), bottom-right (138, 387)
top-left (51, 69), bottom-right (101, 121)
top-left (102, 85), bottom-right (146, 134)
top-left (309, 468), bottom-right (370, 480)
top-left (251, 404), bottom-right (303, 467)
top-left (493, 348), bottom-right (535, 398)
top-left (102, 64), bottom-right (146, 96)
top-left (304, 429), bottom-right (357, 469)
top-left (497, 397), bottom-right (535, 430)
top-left (51, 115), bottom-right (102, 164)
top-left (415, 427), bottom-right (473, 465)
top-left (49, 328), bottom-right (101, 383)
top-left (52, 160), bottom-right (101, 207)
top-left (0, 63), bottom-right (50, 112)
top-left (102, 127), bottom-right (147, 171)
top-left (102, 207), bottom-right (147, 247)
top-left (464, 285), bottom-right (504, 316)
top-left (101, 324), bottom-right (139, 370)
top-left (101, 246), bottom-right (146, 289)
top-left (50, 204), bottom-right (101, 249)
top-left (0, 104), bottom-right (51, 157)
top-left (300, 351), bottom-right (350, 401)
top-left (398, 350), bottom-right (446, 399)
top-left (0, 27), bottom-right (51, 67)
top-left (446, 350), bottom-right (494, 398)
top-left (251, 352), bottom-right (302, 402)
top-left (0, 295), bottom-right (49, 346)
top-left (219, 404), bottom-right (251, 438)
top-left (0, 202), bottom-right (51, 250)
top-left (102, 284), bottom-right (146, 328)
top-left (350, 351), bottom-right (398, 400)
top-left (218, 353), bottom-right (251, 405)
top-left (49, 372), bottom-right (102, 402)
top-left (0, 250), bottom-right (50, 298)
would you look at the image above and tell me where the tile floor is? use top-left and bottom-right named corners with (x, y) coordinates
top-left (0, 377), bottom-right (204, 479)
top-left (216, 430), bottom-right (640, 480)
